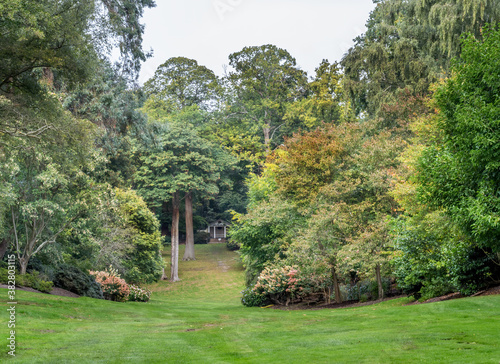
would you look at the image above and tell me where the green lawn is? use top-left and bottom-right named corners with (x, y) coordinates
top-left (1, 244), bottom-right (500, 363)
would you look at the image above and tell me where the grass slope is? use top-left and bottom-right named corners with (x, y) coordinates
top-left (1, 244), bottom-right (500, 363)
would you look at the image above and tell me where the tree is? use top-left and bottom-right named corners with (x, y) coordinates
top-left (0, 0), bottom-right (155, 276)
top-left (244, 121), bottom-right (404, 303)
top-left (390, 27), bottom-right (500, 296)
top-left (230, 162), bottom-right (303, 285)
top-left (0, 94), bottom-right (99, 274)
top-left (284, 60), bottom-right (350, 129)
top-left (142, 57), bottom-right (223, 261)
top-left (143, 57), bottom-right (220, 112)
top-left (417, 25), bottom-right (500, 256)
top-left (273, 123), bottom-right (360, 208)
top-left (134, 122), bottom-right (234, 280)
top-left (0, 0), bottom-right (154, 93)
top-left (114, 188), bottom-right (164, 283)
top-left (63, 62), bottom-right (149, 187)
top-left (341, 0), bottom-right (500, 119)
top-left (277, 124), bottom-right (362, 303)
top-left (226, 44), bottom-right (307, 150)
top-left (232, 124), bottom-right (363, 302)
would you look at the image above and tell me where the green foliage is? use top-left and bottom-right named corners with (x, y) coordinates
top-left (17, 271), bottom-right (54, 293)
top-left (226, 240), bottom-right (240, 251)
top-left (389, 27), bottom-right (500, 296)
top-left (0, 268), bottom-right (53, 293)
top-left (134, 122), bottom-right (234, 207)
top-left (63, 63), bottom-right (149, 187)
top-left (0, 0), bottom-right (157, 293)
top-left (344, 279), bottom-right (392, 302)
top-left (284, 60), bottom-right (350, 128)
top-left (143, 57), bottom-right (220, 112)
top-left (226, 44), bottom-right (308, 149)
top-left (240, 286), bottom-right (270, 307)
top-left (0, 0), bottom-right (154, 92)
top-left (0, 268), bottom-right (54, 293)
top-left (418, 25), bottom-right (500, 252)
top-left (115, 188), bottom-right (164, 284)
top-left (446, 246), bottom-right (499, 296)
top-left (116, 188), bottom-right (159, 234)
top-left (233, 119), bottom-right (404, 296)
top-left (245, 163), bottom-right (278, 208)
top-left (391, 218), bottom-right (455, 299)
top-left (0, 93), bottom-right (106, 274)
top-left (194, 231), bottom-right (210, 244)
top-left (230, 196), bottom-right (304, 286)
top-left (418, 277), bottom-right (456, 302)
top-left (0, 0), bottom-right (96, 92)
top-left (53, 264), bottom-right (103, 299)
top-left (98, 0), bottom-right (156, 77)
top-left (342, 0), bottom-right (500, 118)
top-left (389, 211), bottom-right (497, 299)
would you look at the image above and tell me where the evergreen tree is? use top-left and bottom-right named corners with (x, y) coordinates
top-left (341, 0), bottom-right (500, 120)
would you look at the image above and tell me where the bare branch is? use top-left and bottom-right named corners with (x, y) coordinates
top-left (0, 123), bottom-right (53, 139)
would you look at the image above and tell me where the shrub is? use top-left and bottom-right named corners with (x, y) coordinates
top-left (0, 269), bottom-right (54, 293)
top-left (115, 188), bottom-right (165, 284)
top-left (53, 264), bottom-right (103, 299)
top-left (128, 285), bottom-right (152, 302)
top-left (447, 246), bottom-right (498, 296)
top-left (252, 266), bottom-right (300, 305)
top-left (419, 277), bottom-right (455, 301)
top-left (194, 231), bottom-right (210, 244)
top-left (391, 224), bottom-right (455, 299)
top-left (26, 257), bottom-right (57, 281)
top-left (345, 283), bottom-right (362, 301)
top-left (90, 267), bottom-right (129, 302)
top-left (226, 239), bottom-right (240, 251)
top-left (18, 271), bottom-right (54, 293)
top-left (241, 287), bottom-right (270, 307)
top-left (359, 294), bottom-right (369, 303)
top-left (341, 278), bottom-right (392, 302)
top-left (249, 265), bottom-right (328, 305)
top-left (0, 268), bottom-right (11, 284)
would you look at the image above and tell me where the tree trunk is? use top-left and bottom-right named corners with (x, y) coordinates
top-left (375, 264), bottom-right (384, 300)
top-left (161, 268), bottom-right (168, 280)
top-left (183, 191), bottom-right (196, 261)
top-left (332, 266), bottom-right (342, 304)
top-left (170, 192), bottom-right (181, 282)
top-left (0, 238), bottom-right (9, 260)
top-left (263, 124), bottom-right (270, 150)
top-left (19, 257), bottom-right (28, 275)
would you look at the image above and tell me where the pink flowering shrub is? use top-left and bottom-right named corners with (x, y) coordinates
top-left (251, 266), bottom-right (304, 305)
top-left (89, 268), bottom-right (130, 302)
top-left (128, 285), bottom-right (152, 302)
top-left (246, 265), bottom-right (330, 306)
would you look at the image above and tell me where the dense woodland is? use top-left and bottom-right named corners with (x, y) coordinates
top-left (0, 0), bottom-right (499, 304)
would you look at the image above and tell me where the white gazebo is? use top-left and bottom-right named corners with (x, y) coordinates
top-left (207, 219), bottom-right (230, 242)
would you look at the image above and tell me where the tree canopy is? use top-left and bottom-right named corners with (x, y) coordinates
top-left (417, 24), bottom-right (500, 252)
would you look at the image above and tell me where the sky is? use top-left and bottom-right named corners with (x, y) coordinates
top-left (138, 0), bottom-right (376, 84)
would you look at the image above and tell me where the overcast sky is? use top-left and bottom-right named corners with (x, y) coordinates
top-left (138, 0), bottom-right (376, 84)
